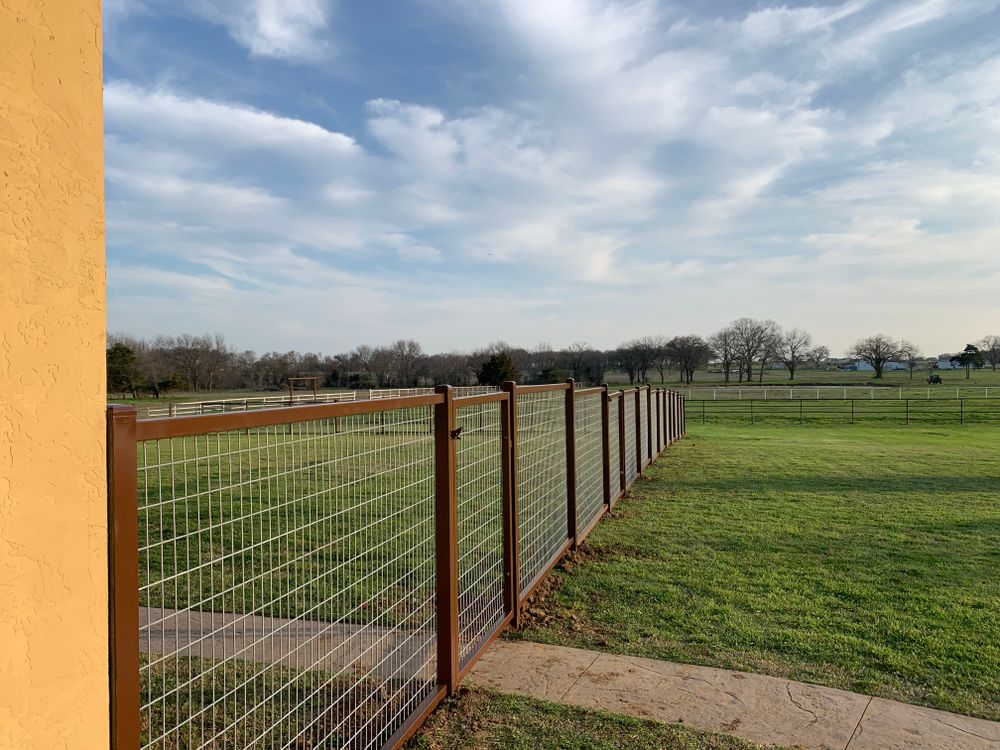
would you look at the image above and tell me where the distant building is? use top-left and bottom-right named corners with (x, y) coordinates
top-left (838, 360), bottom-right (907, 372)
top-left (838, 360), bottom-right (874, 371)
top-left (936, 355), bottom-right (982, 370)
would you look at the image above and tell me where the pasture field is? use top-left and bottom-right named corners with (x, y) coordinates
top-left (407, 689), bottom-right (787, 750)
top-left (511, 424), bottom-right (1000, 721)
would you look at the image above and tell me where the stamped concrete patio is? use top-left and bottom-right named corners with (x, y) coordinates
top-left (469, 641), bottom-right (1000, 750)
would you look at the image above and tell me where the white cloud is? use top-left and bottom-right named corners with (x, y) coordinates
top-left (184, 0), bottom-right (335, 62)
top-left (104, 83), bottom-right (357, 160)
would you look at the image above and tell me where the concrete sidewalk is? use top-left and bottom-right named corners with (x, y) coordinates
top-left (468, 641), bottom-right (1000, 750)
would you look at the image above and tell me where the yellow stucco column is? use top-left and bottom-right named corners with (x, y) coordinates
top-left (0, 1), bottom-right (108, 747)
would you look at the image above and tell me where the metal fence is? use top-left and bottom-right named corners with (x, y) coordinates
top-left (690, 397), bottom-right (1000, 425)
top-left (137, 391), bottom-right (359, 418)
top-left (369, 386), bottom-right (499, 400)
top-left (135, 387), bottom-right (499, 420)
top-left (678, 385), bottom-right (999, 401)
top-left (107, 381), bottom-right (686, 750)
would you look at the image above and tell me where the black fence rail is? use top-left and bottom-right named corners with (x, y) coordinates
top-left (690, 398), bottom-right (1000, 425)
top-left (107, 381), bottom-right (686, 750)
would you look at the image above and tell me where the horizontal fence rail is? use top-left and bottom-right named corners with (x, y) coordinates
top-left (108, 383), bottom-right (686, 750)
top-left (690, 398), bottom-right (1000, 425)
top-left (135, 388), bottom-right (500, 420)
top-left (137, 391), bottom-right (358, 419)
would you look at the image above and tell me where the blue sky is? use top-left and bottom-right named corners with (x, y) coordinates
top-left (104, 0), bottom-right (1000, 356)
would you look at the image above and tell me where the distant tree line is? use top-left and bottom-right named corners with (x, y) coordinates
top-left (105, 326), bottom-right (1000, 397)
top-left (848, 334), bottom-right (1000, 379)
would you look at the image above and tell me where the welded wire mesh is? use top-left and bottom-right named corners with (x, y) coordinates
top-left (654, 392), bottom-right (661, 453)
top-left (369, 386), bottom-right (499, 401)
top-left (515, 390), bottom-right (568, 594)
top-left (139, 393), bottom-right (358, 419)
top-left (454, 399), bottom-right (505, 668)
top-left (137, 407), bottom-right (438, 750)
top-left (623, 394), bottom-right (638, 487)
top-left (607, 395), bottom-right (621, 498)
top-left (639, 392), bottom-right (650, 466)
top-left (574, 392), bottom-right (605, 535)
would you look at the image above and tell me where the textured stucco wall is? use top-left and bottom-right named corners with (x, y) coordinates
top-left (0, 1), bottom-right (108, 747)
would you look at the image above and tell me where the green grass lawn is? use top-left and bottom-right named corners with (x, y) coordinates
top-left (510, 424), bottom-right (1000, 721)
top-left (408, 689), bottom-right (786, 749)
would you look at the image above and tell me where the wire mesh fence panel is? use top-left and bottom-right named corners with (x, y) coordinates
top-left (639, 393), bottom-right (650, 466)
top-left (454, 400), bottom-right (506, 669)
top-left (623, 396), bottom-right (637, 487)
top-left (369, 386), bottom-right (499, 401)
top-left (653, 393), bottom-right (661, 452)
top-left (140, 393), bottom-right (358, 419)
top-left (514, 390), bottom-right (569, 595)
top-left (574, 392), bottom-right (605, 535)
top-left (136, 407), bottom-right (438, 750)
top-left (607, 396), bottom-right (621, 498)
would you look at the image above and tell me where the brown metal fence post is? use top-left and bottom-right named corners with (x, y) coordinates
top-left (500, 381), bottom-right (521, 628)
top-left (107, 405), bottom-right (140, 750)
top-left (433, 385), bottom-right (460, 694)
top-left (565, 379), bottom-right (579, 549)
top-left (600, 384), bottom-right (612, 508)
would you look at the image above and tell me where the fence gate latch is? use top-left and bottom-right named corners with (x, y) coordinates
top-left (450, 426), bottom-right (463, 440)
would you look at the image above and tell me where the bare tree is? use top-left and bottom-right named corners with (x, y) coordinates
top-left (850, 335), bottom-right (902, 379)
top-left (614, 344), bottom-right (645, 385)
top-left (665, 335), bottom-right (713, 384)
top-left (708, 326), bottom-right (738, 384)
top-left (779, 328), bottom-right (813, 381)
top-left (560, 342), bottom-right (607, 385)
top-left (350, 345), bottom-right (376, 386)
top-left (979, 335), bottom-right (1000, 371)
top-left (807, 345), bottom-right (830, 368)
top-left (561, 342), bottom-right (590, 381)
top-left (647, 335), bottom-right (671, 383)
top-left (731, 318), bottom-right (780, 383)
top-left (390, 339), bottom-right (425, 386)
top-left (898, 340), bottom-right (922, 380)
top-left (369, 346), bottom-right (396, 388)
top-left (426, 352), bottom-right (476, 385)
top-left (632, 336), bottom-right (660, 382)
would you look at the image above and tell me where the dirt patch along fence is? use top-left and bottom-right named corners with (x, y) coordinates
top-left (106, 382), bottom-right (686, 750)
